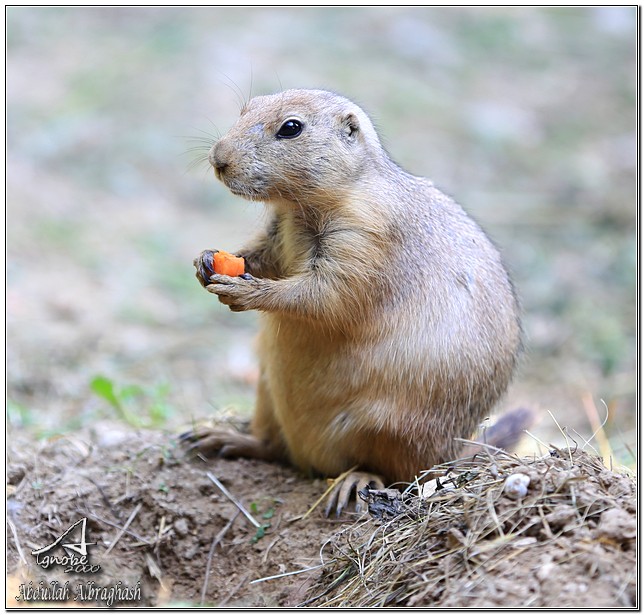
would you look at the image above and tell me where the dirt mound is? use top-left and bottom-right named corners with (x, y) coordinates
top-left (6, 428), bottom-right (637, 608)
top-left (7, 425), bottom-right (338, 607)
top-left (306, 447), bottom-right (637, 608)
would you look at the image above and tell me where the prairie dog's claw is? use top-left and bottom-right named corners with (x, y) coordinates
top-left (194, 250), bottom-right (217, 287)
top-left (324, 471), bottom-right (386, 517)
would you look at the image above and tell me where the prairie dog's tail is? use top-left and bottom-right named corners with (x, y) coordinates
top-left (462, 407), bottom-right (536, 458)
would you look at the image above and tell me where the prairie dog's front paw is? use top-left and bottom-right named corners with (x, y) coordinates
top-left (206, 273), bottom-right (264, 312)
top-left (194, 250), bottom-right (246, 287)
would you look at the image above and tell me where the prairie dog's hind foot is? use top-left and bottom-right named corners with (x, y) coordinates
top-left (324, 471), bottom-right (386, 517)
top-left (180, 426), bottom-right (278, 462)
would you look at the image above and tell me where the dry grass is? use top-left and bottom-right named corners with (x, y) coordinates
top-left (304, 447), bottom-right (636, 608)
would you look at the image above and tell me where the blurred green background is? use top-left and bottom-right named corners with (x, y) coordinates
top-left (6, 7), bottom-right (637, 464)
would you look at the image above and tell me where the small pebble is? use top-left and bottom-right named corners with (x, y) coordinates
top-left (503, 473), bottom-right (530, 499)
top-left (174, 518), bottom-right (189, 536)
top-left (536, 561), bottom-right (555, 582)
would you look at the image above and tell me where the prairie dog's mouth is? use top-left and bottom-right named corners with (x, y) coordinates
top-left (221, 176), bottom-right (268, 202)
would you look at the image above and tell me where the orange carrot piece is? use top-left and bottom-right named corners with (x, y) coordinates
top-left (212, 250), bottom-right (245, 277)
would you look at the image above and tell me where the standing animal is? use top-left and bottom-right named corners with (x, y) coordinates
top-left (185, 89), bottom-right (525, 514)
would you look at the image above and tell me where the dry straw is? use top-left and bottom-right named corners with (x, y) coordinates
top-left (303, 446), bottom-right (636, 608)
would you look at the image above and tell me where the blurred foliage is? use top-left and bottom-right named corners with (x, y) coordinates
top-left (6, 7), bottom-right (636, 455)
top-left (90, 375), bottom-right (174, 428)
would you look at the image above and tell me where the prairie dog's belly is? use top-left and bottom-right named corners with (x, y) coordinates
top-left (257, 314), bottom-right (434, 476)
top-left (258, 315), bottom-right (376, 473)
top-left (255, 268), bottom-right (519, 478)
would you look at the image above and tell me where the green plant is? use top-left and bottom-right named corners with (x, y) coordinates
top-left (7, 400), bottom-right (35, 429)
top-left (249, 500), bottom-right (277, 543)
top-left (90, 375), bottom-right (175, 428)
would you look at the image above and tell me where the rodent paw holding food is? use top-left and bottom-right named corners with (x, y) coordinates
top-left (194, 249), bottom-right (245, 288)
top-left (206, 273), bottom-right (264, 312)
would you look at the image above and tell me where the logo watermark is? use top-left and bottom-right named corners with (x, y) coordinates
top-left (31, 517), bottom-right (100, 574)
top-left (15, 517), bottom-right (142, 606)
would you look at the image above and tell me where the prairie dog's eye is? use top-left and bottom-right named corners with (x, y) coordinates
top-left (276, 119), bottom-right (303, 139)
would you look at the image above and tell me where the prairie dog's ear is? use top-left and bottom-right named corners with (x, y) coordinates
top-left (340, 112), bottom-right (360, 140)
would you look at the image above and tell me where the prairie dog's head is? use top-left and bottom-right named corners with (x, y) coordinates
top-left (209, 89), bottom-right (382, 204)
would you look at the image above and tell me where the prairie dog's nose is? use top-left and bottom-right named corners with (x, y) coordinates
top-left (209, 140), bottom-right (232, 174)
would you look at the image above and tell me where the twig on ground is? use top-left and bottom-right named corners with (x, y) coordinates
top-left (206, 471), bottom-right (261, 529)
top-left (83, 476), bottom-right (122, 521)
top-left (102, 502), bottom-right (142, 558)
top-left (581, 393), bottom-right (613, 461)
top-left (547, 410), bottom-right (574, 464)
top-left (153, 515), bottom-right (167, 556)
top-left (200, 510), bottom-right (240, 605)
top-left (218, 572), bottom-right (250, 608)
top-left (261, 534), bottom-right (282, 564)
top-left (84, 511), bottom-right (151, 545)
top-left (7, 517), bottom-right (29, 567)
top-left (250, 562), bottom-right (328, 584)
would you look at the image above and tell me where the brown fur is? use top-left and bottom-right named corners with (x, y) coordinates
top-left (193, 89), bottom-right (523, 485)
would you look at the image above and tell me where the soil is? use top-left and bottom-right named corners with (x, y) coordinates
top-left (7, 425), bottom-right (337, 608)
top-left (6, 427), bottom-right (637, 608)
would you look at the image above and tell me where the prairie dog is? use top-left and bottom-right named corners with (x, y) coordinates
top-left (189, 89), bottom-right (523, 504)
